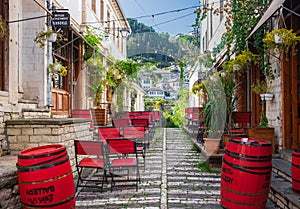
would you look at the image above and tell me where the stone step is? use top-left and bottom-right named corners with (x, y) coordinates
top-left (272, 157), bottom-right (292, 183)
top-left (269, 171), bottom-right (300, 209)
top-left (270, 151), bottom-right (300, 209)
top-left (19, 98), bottom-right (51, 119)
top-left (22, 108), bottom-right (51, 119)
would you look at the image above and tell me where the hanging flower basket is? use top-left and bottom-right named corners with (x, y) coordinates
top-left (48, 62), bottom-right (67, 76)
top-left (263, 28), bottom-right (300, 54)
top-left (222, 50), bottom-right (257, 74)
top-left (47, 32), bottom-right (57, 42)
top-left (251, 79), bottom-right (270, 95)
top-left (34, 29), bottom-right (63, 48)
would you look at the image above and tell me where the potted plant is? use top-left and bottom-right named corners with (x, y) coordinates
top-left (201, 74), bottom-right (227, 156)
top-left (263, 28), bottom-right (300, 55)
top-left (251, 79), bottom-right (274, 101)
top-left (48, 61), bottom-right (67, 76)
top-left (223, 50), bottom-right (257, 75)
top-left (217, 70), bottom-right (239, 146)
top-left (202, 100), bottom-right (222, 155)
top-left (34, 29), bottom-right (63, 48)
top-left (86, 57), bottom-right (107, 126)
top-left (83, 28), bottom-right (102, 60)
top-left (249, 80), bottom-right (275, 152)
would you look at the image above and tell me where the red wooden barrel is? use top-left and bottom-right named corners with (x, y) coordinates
top-left (18, 144), bottom-right (67, 167)
top-left (17, 144), bottom-right (75, 209)
top-left (221, 138), bottom-right (272, 209)
top-left (292, 151), bottom-right (300, 192)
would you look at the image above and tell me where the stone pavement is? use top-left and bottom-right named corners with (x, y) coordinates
top-left (75, 128), bottom-right (222, 208)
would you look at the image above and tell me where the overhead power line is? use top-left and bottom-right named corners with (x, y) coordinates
top-left (151, 12), bottom-right (196, 28)
top-left (84, 5), bottom-right (200, 25)
top-left (84, 1), bottom-right (220, 24)
top-left (134, 5), bottom-right (199, 19)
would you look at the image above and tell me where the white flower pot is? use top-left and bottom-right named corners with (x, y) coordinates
top-left (264, 93), bottom-right (274, 101)
top-left (274, 33), bottom-right (284, 45)
top-left (47, 33), bottom-right (57, 42)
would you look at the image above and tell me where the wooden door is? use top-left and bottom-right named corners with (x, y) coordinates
top-left (282, 49), bottom-right (300, 150)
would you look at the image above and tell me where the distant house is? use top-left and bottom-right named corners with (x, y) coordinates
top-left (157, 78), bottom-right (168, 90)
top-left (165, 89), bottom-right (177, 100)
top-left (168, 78), bottom-right (181, 92)
top-left (146, 87), bottom-right (165, 98)
top-left (159, 70), bottom-right (172, 80)
top-left (140, 76), bottom-right (153, 90)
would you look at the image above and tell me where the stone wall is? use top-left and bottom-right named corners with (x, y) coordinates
top-left (1, 118), bottom-right (93, 208)
top-left (0, 92), bottom-right (23, 156)
top-left (267, 57), bottom-right (282, 152)
top-left (0, 156), bottom-right (20, 209)
top-left (6, 118), bottom-right (93, 170)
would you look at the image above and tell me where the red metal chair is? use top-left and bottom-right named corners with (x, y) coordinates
top-left (98, 127), bottom-right (121, 144)
top-left (106, 138), bottom-right (140, 191)
top-left (74, 140), bottom-right (107, 193)
top-left (122, 126), bottom-right (147, 168)
top-left (152, 111), bottom-right (162, 127)
top-left (131, 118), bottom-right (153, 139)
top-left (230, 112), bottom-right (251, 135)
top-left (112, 118), bottom-right (130, 128)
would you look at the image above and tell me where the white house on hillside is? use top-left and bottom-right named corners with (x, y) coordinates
top-left (146, 87), bottom-right (165, 98)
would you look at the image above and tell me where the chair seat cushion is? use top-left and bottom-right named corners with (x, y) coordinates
top-left (111, 158), bottom-right (137, 167)
top-left (136, 146), bottom-right (144, 151)
top-left (79, 158), bottom-right (105, 168)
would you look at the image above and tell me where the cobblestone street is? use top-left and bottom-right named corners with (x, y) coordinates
top-left (75, 128), bottom-right (222, 209)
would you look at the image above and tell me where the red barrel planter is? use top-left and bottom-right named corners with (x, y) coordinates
top-left (17, 144), bottom-right (75, 209)
top-left (221, 138), bottom-right (272, 209)
top-left (292, 151), bottom-right (300, 192)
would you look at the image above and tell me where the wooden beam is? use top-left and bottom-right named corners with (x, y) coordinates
top-left (282, 52), bottom-right (292, 149)
top-left (291, 51), bottom-right (299, 149)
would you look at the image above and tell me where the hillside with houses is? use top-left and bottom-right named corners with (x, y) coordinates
top-left (138, 64), bottom-right (189, 100)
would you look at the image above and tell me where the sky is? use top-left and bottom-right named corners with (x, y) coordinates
top-left (118, 0), bottom-right (200, 36)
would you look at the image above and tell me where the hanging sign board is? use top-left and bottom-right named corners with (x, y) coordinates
top-left (52, 12), bottom-right (70, 28)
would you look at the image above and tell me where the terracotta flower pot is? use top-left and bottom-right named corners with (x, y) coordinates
top-left (204, 138), bottom-right (221, 155)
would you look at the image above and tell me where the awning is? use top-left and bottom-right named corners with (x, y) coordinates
top-left (247, 0), bottom-right (285, 40)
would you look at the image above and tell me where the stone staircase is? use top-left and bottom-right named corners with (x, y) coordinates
top-left (270, 150), bottom-right (300, 209)
top-left (19, 98), bottom-right (51, 119)
top-left (183, 125), bottom-right (300, 209)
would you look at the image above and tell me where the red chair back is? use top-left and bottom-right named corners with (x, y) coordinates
top-left (98, 127), bottom-right (120, 143)
top-left (112, 119), bottom-right (130, 127)
top-left (131, 118), bottom-right (149, 130)
top-left (74, 140), bottom-right (104, 156)
top-left (123, 126), bottom-right (145, 139)
top-left (107, 138), bottom-right (136, 154)
top-left (232, 112), bottom-right (251, 125)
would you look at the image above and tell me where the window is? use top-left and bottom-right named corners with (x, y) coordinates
top-left (91, 0), bottom-right (96, 13)
top-left (220, 0), bottom-right (224, 21)
top-left (113, 21), bottom-right (116, 41)
top-left (210, 6), bottom-right (213, 39)
top-left (100, 0), bottom-right (104, 21)
top-left (107, 10), bottom-right (110, 34)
